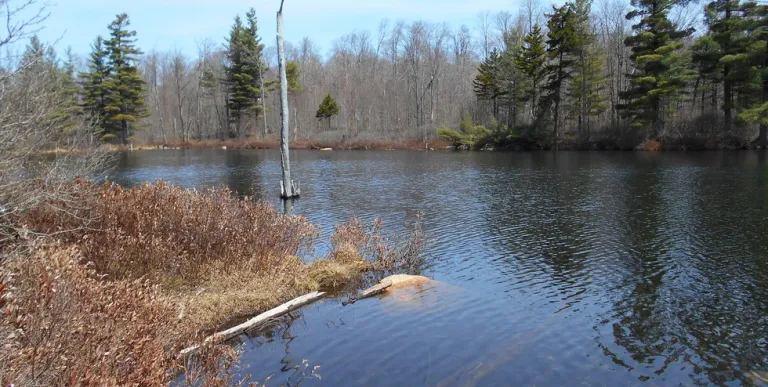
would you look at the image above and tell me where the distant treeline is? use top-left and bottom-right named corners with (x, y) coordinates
top-left (13, 0), bottom-right (768, 150)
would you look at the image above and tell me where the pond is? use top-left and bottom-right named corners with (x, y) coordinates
top-left (112, 149), bottom-right (768, 386)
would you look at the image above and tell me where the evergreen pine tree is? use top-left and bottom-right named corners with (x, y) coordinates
top-left (21, 37), bottom-right (80, 141)
top-left (224, 9), bottom-right (266, 138)
top-left (473, 49), bottom-right (505, 118)
top-left (286, 61), bottom-right (302, 95)
top-left (79, 36), bottom-right (110, 131)
top-left (316, 94), bottom-right (340, 131)
top-left (21, 36), bottom-right (54, 71)
top-left (738, 3), bottom-right (768, 146)
top-left (568, 0), bottom-right (608, 140)
top-left (498, 29), bottom-right (526, 128)
top-left (516, 25), bottom-right (548, 131)
top-left (52, 47), bottom-right (83, 135)
top-left (543, 4), bottom-right (578, 145)
top-left (692, 35), bottom-right (723, 113)
top-left (694, 0), bottom-right (754, 132)
top-left (101, 14), bottom-right (149, 143)
top-left (619, 0), bottom-right (694, 140)
top-left (286, 61), bottom-right (303, 140)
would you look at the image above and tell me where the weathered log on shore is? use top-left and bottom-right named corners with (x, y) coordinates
top-left (180, 291), bottom-right (325, 356)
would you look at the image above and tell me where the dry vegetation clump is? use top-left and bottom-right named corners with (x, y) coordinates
top-left (0, 244), bottom-right (240, 386)
top-left (306, 217), bottom-right (426, 291)
top-left (1, 182), bottom-right (425, 385)
top-left (638, 139), bottom-right (664, 152)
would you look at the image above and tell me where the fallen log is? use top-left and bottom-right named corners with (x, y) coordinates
top-left (342, 279), bottom-right (392, 306)
top-left (179, 291), bottom-right (325, 356)
top-left (343, 275), bottom-right (431, 305)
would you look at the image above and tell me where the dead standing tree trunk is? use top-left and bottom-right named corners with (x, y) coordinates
top-left (278, 0), bottom-right (299, 199)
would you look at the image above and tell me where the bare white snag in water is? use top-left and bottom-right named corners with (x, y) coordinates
top-left (278, 0), bottom-right (299, 198)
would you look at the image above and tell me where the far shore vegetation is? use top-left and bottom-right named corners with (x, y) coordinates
top-left (16, 0), bottom-right (768, 153)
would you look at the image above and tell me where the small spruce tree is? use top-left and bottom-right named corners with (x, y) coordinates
top-left (315, 94), bottom-right (340, 131)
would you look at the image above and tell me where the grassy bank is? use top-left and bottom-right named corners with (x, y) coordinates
top-left (0, 181), bottom-right (423, 385)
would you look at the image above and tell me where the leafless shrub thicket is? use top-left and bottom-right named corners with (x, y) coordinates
top-left (0, 0), bottom-right (110, 246)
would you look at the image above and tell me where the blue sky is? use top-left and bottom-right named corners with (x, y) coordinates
top-left (34, 0), bottom-right (518, 59)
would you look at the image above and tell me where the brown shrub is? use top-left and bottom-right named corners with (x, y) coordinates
top-left (21, 182), bottom-right (316, 284)
top-left (2, 245), bottom-right (177, 385)
top-left (638, 139), bottom-right (663, 152)
top-left (0, 244), bottom-right (242, 386)
top-left (1, 182), bottom-right (426, 384)
top-left (304, 216), bottom-right (427, 291)
top-left (330, 216), bottom-right (426, 273)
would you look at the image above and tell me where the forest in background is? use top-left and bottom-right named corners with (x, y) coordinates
top-left (11, 0), bottom-right (768, 150)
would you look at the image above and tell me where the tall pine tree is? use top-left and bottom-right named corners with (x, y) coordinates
top-left (80, 36), bottom-right (109, 130)
top-left (695, 0), bottom-right (753, 132)
top-left (499, 28), bottom-right (526, 128)
top-left (473, 49), bottom-right (506, 119)
top-left (739, 2), bottom-right (768, 146)
top-left (101, 14), bottom-right (149, 143)
top-left (543, 4), bottom-right (578, 145)
top-left (516, 24), bottom-right (548, 131)
top-left (21, 37), bottom-right (80, 141)
top-left (619, 0), bottom-right (693, 140)
top-left (568, 0), bottom-right (608, 140)
top-left (225, 9), bottom-right (267, 138)
top-left (52, 47), bottom-right (83, 135)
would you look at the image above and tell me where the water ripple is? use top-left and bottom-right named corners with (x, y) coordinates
top-left (114, 150), bottom-right (768, 386)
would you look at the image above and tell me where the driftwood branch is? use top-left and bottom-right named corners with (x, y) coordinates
top-left (179, 291), bottom-right (325, 356)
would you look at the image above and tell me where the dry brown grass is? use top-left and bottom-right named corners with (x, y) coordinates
top-left (1, 181), bottom-right (425, 385)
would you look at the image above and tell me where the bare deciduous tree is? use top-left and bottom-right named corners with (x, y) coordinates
top-left (0, 0), bottom-right (109, 244)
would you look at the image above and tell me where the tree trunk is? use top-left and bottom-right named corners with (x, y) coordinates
top-left (761, 73), bottom-right (768, 148)
top-left (293, 102), bottom-right (298, 141)
top-left (652, 100), bottom-right (662, 140)
top-left (179, 291), bottom-right (325, 356)
top-left (122, 120), bottom-right (129, 145)
top-left (277, 0), bottom-right (297, 199)
top-left (723, 7), bottom-right (732, 134)
top-left (260, 65), bottom-right (268, 138)
top-left (552, 57), bottom-right (563, 150)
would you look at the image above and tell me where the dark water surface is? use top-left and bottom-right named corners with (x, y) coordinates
top-left (113, 150), bottom-right (768, 386)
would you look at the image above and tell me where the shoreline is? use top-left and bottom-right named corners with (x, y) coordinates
top-left (107, 139), bottom-right (765, 153)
